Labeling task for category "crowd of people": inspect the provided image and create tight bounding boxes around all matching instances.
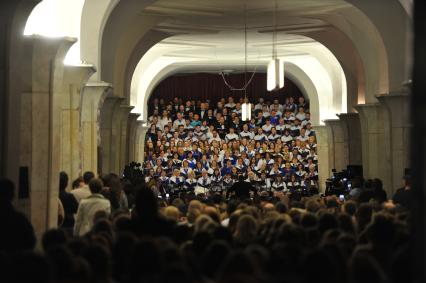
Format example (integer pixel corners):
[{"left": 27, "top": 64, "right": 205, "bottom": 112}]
[
  {"left": 144, "top": 96, "right": 319, "bottom": 200},
  {"left": 0, "top": 96, "right": 415, "bottom": 283},
  {"left": 0, "top": 172, "right": 413, "bottom": 283}
]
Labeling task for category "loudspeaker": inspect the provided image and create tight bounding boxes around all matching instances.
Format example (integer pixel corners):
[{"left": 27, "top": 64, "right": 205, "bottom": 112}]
[
  {"left": 346, "top": 165, "right": 363, "bottom": 179},
  {"left": 404, "top": 168, "right": 411, "bottom": 176},
  {"left": 18, "top": 166, "right": 30, "bottom": 199}
]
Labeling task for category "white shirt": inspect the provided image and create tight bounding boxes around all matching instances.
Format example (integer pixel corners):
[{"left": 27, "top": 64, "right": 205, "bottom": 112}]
[
  {"left": 268, "top": 134, "right": 281, "bottom": 141},
  {"left": 225, "top": 102, "right": 236, "bottom": 109},
  {"left": 240, "top": 131, "right": 254, "bottom": 139},
  {"left": 272, "top": 181, "right": 288, "bottom": 192},
  {"left": 297, "top": 135, "right": 309, "bottom": 142},
  {"left": 71, "top": 185, "right": 92, "bottom": 203},
  {"left": 254, "top": 134, "right": 268, "bottom": 141},
  {"left": 225, "top": 133, "right": 239, "bottom": 142},
  {"left": 198, "top": 177, "right": 212, "bottom": 187},
  {"left": 296, "top": 113, "right": 306, "bottom": 121},
  {"left": 74, "top": 194, "right": 111, "bottom": 236},
  {"left": 281, "top": 135, "right": 293, "bottom": 143},
  {"left": 173, "top": 119, "right": 186, "bottom": 129},
  {"left": 159, "top": 117, "right": 172, "bottom": 129},
  {"left": 209, "top": 136, "right": 222, "bottom": 144},
  {"left": 262, "top": 124, "right": 273, "bottom": 133}
]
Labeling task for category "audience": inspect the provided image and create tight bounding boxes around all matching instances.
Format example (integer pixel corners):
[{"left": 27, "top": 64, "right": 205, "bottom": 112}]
[
  {"left": 0, "top": 95, "right": 414, "bottom": 283},
  {"left": 0, "top": 170, "right": 414, "bottom": 283}
]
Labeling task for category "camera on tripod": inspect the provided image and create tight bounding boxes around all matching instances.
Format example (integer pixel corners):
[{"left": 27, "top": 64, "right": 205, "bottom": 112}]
[{"left": 325, "top": 165, "right": 363, "bottom": 196}]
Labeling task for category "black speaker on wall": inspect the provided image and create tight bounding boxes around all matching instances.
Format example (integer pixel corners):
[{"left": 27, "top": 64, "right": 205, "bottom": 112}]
[
  {"left": 347, "top": 165, "right": 363, "bottom": 179},
  {"left": 404, "top": 168, "right": 411, "bottom": 176},
  {"left": 18, "top": 166, "right": 30, "bottom": 199}
]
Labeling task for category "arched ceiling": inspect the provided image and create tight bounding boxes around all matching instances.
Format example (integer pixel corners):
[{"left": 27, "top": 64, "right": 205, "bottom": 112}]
[
  {"left": 24, "top": 0, "right": 412, "bottom": 125},
  {"left": 130, "top": 31, "right": 346, "bottom": 124}
]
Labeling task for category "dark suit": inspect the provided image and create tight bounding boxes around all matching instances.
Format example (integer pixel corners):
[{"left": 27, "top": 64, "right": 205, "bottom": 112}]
[{"left": 199, "top": 109, "right": 208, "bottom": 120}]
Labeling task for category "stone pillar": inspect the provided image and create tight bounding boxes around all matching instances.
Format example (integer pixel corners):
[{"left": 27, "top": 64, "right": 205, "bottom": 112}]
[
  {"left": 135, "top": 124, "right": 150, "bottom": 164},
  {"left": 127, "top": 113, "right": 141, "bottom": 164},
  {"left": 99, "top": 96, "right": 124, "bottom": 175},
  {"left": 111, "top": 105, "right": 133, "bottom": 175},
  {"left": 337, "top": 113, "right": 363, "bottom": 166},
  {"left": 377, "top": 92, "right": 411, "bottom": 194},
  {"left": 19, "top": 36, "right": 75, "bottom": 237},
  {"left": 355, "top": 103, "right": 393, "bottom": 193},
  {"left": 324, "top": 119, "right": 349, "bottom": 172},
  {"left": 81, "top": 82, "right": 111, "bottom": 175},
  {"left": 0, "top": 0, "right": 40, "bottom": 182},
  {"left": 59, "top": 65, "right": 95, "bottom": 181},
  {"left": 315, "top": 126, "right": 331, "bottom": 193}
]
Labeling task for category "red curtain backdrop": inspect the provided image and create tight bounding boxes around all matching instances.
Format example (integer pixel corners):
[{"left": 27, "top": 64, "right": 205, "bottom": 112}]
[{"left": 149, "top": 73, "right": 304, "bottom": 106}]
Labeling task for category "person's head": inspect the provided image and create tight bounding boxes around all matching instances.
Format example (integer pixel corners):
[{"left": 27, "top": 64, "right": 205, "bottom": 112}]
[
  {"left": 164, "top": 206, "right": 180, "bottom": 221},
  {"left": 134, "top": 185, "right": 159, "bottom": 219},
  {"left": 83, "top": 171, "right": 95, "bottom": 185},
  {"left": 88, "top": 178, "right": 104, "bottom": 194},
  {"left": 0, "top": 178, "right": 15, "bottom": 202},
  {"left": 72, "top": 177, "right": 84, "bottom": 189},
  {"left": 59, "top": 171, "right": 69, "bottom": 192},
  {"left": 234, "top": 214, "right": 258, "bottom": 244},
  {"left": 342, "top": 200, "right": 357, "bottom": 216}
]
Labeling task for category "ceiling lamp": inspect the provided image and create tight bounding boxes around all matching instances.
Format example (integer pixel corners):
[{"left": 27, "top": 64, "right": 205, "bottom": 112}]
[
  {"left": 242, "top": 99, "right": 251, "bottom": 121},
  {"left": 267, "top": 0, "right": 284, "bottom": 92},
  {"left": 219, "top": 5, "right": 252, "bottom": 121}
]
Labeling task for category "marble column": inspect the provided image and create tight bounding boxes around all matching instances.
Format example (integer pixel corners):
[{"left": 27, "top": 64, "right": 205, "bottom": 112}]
[
  {"left": 135, "top": 124, "right": 150, "bottom": 164},
  {"left": 337, "top": 113, "right": 363, "bottom": 166},
  {"left": 377, "top": 92, "right": 411, "bottom": 194},
  {"left": 324, "top": 119, "right": 349, "bottom": 172},
  {"left": 59, "top": 65, "right": 95, "bottom": 181},
  {"left": 81, "top": 82, "right": 111, "bottom": 175},
  {"left": 99, "top": 96, "right": 124, "bottom": 175},
  {"left": 355, "top": 103, "right": 392, "bottom": 193},
  {"left": 19, "top": 36, "right": 75, "bottom": 237},
  {"left": 111, "top": 105, "right": 133, "bottom": 175},
  {"left": 0, "top": 0, "right": 40, "bottom": 183},
  {"left": 127, "top": 113, "right": 141, "bottom": 164},
  {"left": 314, "top": 126, "right": 330, "bottom": 193}
]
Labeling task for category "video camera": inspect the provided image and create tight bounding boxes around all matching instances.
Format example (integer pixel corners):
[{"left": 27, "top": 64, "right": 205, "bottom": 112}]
[{"left": 325, "top": 165, "right": 363, "bottom": 196}]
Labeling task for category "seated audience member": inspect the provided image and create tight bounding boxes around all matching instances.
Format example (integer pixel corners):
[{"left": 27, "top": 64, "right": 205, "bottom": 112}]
[{"left": 74, "top": 178, "right": 111, "bottom": 236}]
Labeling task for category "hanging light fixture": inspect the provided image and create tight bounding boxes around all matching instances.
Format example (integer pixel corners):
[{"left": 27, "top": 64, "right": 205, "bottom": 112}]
[
  {"left": 242, "top": 98, "right": 251, "bottom": 121},
  {"left": 241, "top": 6, "right": 252, "bottom": 122},
  {"left": 267, "top": 0, "right": 284, "bottom": 91}
]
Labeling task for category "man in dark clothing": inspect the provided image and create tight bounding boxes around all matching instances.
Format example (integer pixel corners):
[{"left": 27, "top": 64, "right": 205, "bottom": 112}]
[
  {"left": 226, "top": 175, "right": 256, "bottom": 200},
  {"left": 58, "top": 172, "right": 78, "bottom": 233},
  {"left": 0, "top": 178, "right": 36, "bottom": 253},
  {"left": 130, "top": 185, "right": 175, "bottom": 237},
  {"left": 392, "top": 175, "right": 412, "bottom": 210}
]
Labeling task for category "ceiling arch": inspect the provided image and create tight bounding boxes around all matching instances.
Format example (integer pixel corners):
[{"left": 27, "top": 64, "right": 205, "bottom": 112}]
[{"left": 24, "top": 0, "right": 412, "bottom": 122}]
